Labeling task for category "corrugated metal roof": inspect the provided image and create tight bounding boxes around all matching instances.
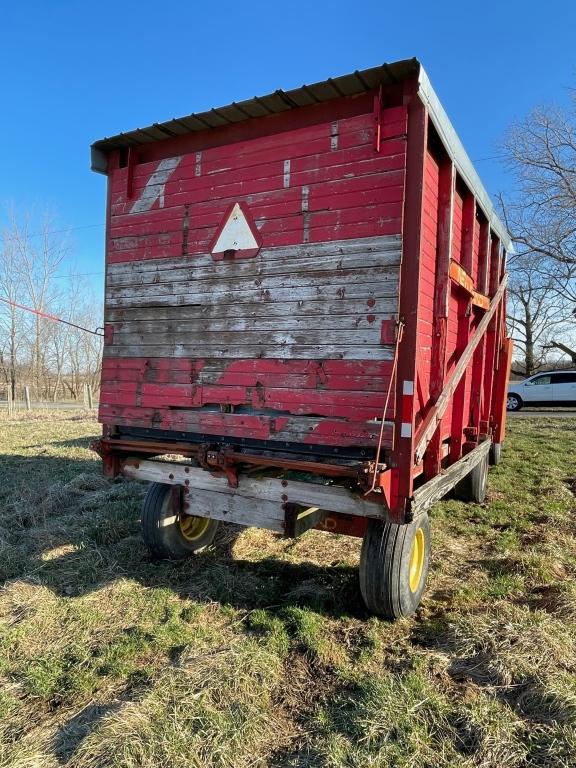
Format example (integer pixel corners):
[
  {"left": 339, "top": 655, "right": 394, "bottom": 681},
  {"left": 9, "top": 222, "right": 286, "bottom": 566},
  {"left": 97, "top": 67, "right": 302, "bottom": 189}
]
[
  {"left": 90, "top": 58, "right": 511, "bottom": 250},
  {"left": 91, "top": 58, "right": 419, "bottom": 156}
]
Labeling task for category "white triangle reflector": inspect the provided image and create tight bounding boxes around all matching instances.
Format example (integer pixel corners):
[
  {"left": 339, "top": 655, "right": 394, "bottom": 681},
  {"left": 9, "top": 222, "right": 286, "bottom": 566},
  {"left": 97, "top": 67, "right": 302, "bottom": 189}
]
[{"left": 211, "top": 202, "right": 261, "bottom": 260}]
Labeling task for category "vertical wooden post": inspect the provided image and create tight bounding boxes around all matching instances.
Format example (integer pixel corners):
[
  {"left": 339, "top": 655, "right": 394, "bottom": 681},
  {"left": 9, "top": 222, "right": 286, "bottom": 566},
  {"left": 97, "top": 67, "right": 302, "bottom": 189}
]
[
  {"left": 468, "top": 217, "right": 492, "bottom": 442},
  {"left": 490, "top": 248, "right": 510, "bottom": 438},
  {"left": 7, "top": 388, "right": 13, "bottom": 416},
  {"left": 424, "top": 156, "right": 454, "bottom": 479},
  {"left": 389, "top": 81, "right": 428, "bottom": 523},
  {"left": 469, "top": 218, "right": 490, "bottom": 435},
  {"left": 477, "top": 217, "right": 490, "bottom": 296},
  {"left": 449, "top": 193, "right": 475, "bottom": 462},
  {"left": 87, "top": 384, "right": 94, "bottom": 409},
  {"left": 482, "top": 237, "right": 503, "bottom": 433},
  {"left": 24, "top": 386, "right": 31, "bottom": 412},
  {"left": 493, "top": 336, "right": 514, "bottom": 445}
]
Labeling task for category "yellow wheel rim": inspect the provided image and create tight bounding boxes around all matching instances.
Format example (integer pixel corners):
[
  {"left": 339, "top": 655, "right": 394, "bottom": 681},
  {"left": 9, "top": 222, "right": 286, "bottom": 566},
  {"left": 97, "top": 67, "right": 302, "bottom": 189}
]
[
  {"left": 179, "top": 514, "right": 210, "bottom": 542},
  {"left": 409, "top": 527, "right": 425, "bottom": 593}
]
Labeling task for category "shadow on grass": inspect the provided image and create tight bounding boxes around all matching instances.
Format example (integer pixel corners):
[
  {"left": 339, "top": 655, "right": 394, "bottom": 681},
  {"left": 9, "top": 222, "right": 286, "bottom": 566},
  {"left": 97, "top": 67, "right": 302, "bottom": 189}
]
[
  {"left": 51, "top": 701, "right": 124, "bottom": 763},
  {"left": 1, "top": 455, "right": 366, "bottom": 621},
  {"left": 0, "top": 452, "right": 97, "bottom": 506}
]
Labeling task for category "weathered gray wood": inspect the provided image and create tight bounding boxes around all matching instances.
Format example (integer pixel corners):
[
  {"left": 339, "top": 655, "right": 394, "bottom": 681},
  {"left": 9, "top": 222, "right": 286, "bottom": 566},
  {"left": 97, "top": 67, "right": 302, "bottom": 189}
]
[
  {"left": 104, "top": 344, "right": 395, "bottom": 360},
  {"left": 106, "top": 267, "right": 400, "bottom": 302},
  {"left": 113, "top": 328, "right": 386, "bottom": 347},
  {"left": 106, "top": 281, "right": 398, "bottom": 309},
  {"left": 106, "top": 296, "right": 398, "bottom": 323},
  {"left": 122, "top": 458, "right": 386, "bottom": 519},
  {"left": 184, "top": 487, "right": 285, "bottom": 533},
  {"left": 107, "top": 250, "right": 401, "bottom": 288},
  {"left": 412, "top": 440, "right": 491, "bottom": 515},
  {"left": 107, "top": 235, "right": 402, "bottom": 275},
  {"left": 24, "top": 386, "right": 31, "bottom": 412},
  {"left": 287, "top": 506, "right": 327, "bottom": 537},
  {"left": 110, "top": 313, "right": 393, "bottom": 334}
]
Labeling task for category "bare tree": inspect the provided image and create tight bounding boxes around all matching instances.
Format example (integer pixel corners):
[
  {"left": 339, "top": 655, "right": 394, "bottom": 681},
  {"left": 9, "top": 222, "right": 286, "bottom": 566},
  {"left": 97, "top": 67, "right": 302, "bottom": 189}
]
[
  {"left": 498, "top": 90, "right": 576, "bottom": 371},
  {"left": 507, "top": 251, "right": 572, "bottom": 375},
  {"left": 6, "top": 209, "right": 68, "bottom": 398},
  {"left": 0, "top": 207, "right": 103, "bottom": 404},
  {"left": 498, "top": 98, "right": 576, "bottom": 275},
  {"left": 0, "top": 232, "right": 25, "bottom": 398}
]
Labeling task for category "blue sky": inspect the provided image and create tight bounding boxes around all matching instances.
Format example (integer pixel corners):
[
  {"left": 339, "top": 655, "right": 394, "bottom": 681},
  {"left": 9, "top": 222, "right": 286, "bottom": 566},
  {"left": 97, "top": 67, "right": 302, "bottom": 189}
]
[{"left": 2, "top": 0, "right": 575, "bottom": 300}]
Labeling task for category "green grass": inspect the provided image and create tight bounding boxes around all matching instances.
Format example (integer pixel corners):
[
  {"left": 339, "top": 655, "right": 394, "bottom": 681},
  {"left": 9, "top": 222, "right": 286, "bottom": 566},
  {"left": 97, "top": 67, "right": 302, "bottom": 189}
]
[{"left": 0, "top": 412, "right": 575, "bottom": 767}]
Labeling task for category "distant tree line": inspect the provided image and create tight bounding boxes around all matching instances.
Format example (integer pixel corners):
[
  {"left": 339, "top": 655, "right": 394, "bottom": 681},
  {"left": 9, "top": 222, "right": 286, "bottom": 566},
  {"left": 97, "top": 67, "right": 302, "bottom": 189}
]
[{"left": 0, "top": 209, "right": 102, "bottom": 402}]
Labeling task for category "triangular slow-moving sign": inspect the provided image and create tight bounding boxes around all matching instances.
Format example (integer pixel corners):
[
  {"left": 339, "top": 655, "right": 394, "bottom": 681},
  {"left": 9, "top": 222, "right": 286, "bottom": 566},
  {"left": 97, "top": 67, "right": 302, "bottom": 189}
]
[{"left": 210, "top": 202, "right": 261, "bottom": 260}]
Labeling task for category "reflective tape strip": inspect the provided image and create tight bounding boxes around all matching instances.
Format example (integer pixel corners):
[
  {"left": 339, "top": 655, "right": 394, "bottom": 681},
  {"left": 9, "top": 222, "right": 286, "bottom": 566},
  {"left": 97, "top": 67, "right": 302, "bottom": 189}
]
[{"left": 400, "top": 380, "right": 414, "bottom": 440}]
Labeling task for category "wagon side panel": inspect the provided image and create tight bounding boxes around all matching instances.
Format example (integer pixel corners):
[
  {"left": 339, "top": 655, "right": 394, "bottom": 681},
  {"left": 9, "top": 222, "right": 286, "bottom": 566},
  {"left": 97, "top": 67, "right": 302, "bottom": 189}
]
[
  {"left": 99, "top": 97, "right": 409, "bottom": 455},
  {"left": 389, "top": 110, "right": 512, "bottom": 520}
]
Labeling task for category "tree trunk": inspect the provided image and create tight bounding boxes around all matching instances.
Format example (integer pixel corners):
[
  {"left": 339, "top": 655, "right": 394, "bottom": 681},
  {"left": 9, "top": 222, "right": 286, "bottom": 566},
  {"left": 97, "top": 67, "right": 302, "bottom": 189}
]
[{"left": 524, "top": 307, "right": 535, "bottom": 376}]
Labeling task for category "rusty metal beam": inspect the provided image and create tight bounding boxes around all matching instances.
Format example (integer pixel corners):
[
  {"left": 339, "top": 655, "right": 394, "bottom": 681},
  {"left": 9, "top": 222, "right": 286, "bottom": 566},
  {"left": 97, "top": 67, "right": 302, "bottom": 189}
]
[{"left": 92, "top": 437, "right": 361, "bottom": 479}]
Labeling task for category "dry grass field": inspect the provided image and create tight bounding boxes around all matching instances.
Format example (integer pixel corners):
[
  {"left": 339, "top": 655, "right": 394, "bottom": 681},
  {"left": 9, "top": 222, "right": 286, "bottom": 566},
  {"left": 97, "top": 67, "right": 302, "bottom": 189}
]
[{"left": 0, "top": 411, "right": 575, "bottom": 767}]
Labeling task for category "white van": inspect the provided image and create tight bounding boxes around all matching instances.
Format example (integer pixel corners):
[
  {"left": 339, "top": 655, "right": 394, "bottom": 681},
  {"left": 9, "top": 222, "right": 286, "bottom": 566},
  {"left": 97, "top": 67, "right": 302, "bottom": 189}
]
[{"left": 507, "top": 370, "right": 576, "bottom": 411}]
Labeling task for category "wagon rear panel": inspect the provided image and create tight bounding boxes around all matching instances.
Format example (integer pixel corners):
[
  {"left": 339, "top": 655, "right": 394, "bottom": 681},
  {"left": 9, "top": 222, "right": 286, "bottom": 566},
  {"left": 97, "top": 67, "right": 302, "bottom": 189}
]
[{"left": 100, "top": 99, "right": 408, "bottom": 453}]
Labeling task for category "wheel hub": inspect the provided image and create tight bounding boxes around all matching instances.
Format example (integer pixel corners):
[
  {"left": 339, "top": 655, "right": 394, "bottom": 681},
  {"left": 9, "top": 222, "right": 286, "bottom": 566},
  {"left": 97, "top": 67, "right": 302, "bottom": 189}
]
[
  {"left": 409, "top": 527, "right": 425, "bottom": 592},
  {"left": 179, "top": 514, "right": 211, "bottom": 542}
]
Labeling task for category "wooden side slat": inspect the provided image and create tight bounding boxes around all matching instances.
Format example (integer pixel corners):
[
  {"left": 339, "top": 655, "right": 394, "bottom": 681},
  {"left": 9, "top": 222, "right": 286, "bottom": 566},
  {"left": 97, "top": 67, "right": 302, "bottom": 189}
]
[
  {"left": 107, "top": 235, "right": 401, "bottom": 274},
  {"left": 121, "top": 459, "right": 386, "bottom": 519},
  {"left": 103, "top": 344, "right": 394, "bottom": 361},
  {"left": 424, "top": 156, "right": 454, "bottom": 479},
  {"left": 100, "top": 405, "right": 392, "bottom": 447},
  {"left": 106, "top": 296, "right": 397, "bottom": 322},
  {"left": 106, "top": 249, "right": 401, "bottom": 287},
  {"left": 111, "top": 314, "right": 393, "bottom": 334}
]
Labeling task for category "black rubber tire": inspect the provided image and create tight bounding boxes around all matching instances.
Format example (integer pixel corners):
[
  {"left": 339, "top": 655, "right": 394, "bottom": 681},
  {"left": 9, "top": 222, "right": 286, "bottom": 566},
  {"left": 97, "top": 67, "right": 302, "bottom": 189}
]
[
  {"left": 507, "top": 394, "right": 522, "bottom": 412},
  {"left": 359, "top": 513, "right": 431, "bottom": 619},
  {"left": 141, "top": 482, "right": 219, "bottom": 560},
  {"left": 454, "top": 453, "right": 489, "bottom": 503},
  {"left": 489, "top": 442, "right": 502, "bottom": 466}
]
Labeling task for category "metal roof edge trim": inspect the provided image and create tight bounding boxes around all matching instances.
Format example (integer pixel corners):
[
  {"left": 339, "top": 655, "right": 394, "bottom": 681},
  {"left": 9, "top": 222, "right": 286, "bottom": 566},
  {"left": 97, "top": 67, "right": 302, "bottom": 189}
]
[
  {"left": 89, "top": 58, "right": 420, "bottom": 170},
  {"left": 89, "top": 58, "right": 512, "bottom": 252},
  {"left": 417, "top": 66, "right": 512, "bottom": 252}
]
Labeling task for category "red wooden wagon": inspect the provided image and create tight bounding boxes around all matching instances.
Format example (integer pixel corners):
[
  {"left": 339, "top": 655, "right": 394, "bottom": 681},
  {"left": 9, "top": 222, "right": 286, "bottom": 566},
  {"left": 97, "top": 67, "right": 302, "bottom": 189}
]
[{"left": 91, "top": 58, "right": 513, "bottom": 618}]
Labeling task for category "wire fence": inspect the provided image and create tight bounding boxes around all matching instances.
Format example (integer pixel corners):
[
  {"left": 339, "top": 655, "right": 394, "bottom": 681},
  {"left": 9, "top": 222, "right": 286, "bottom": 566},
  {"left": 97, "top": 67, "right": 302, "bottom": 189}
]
[{"left": 1, "top": 384, "right": 98, "bottom": 414}]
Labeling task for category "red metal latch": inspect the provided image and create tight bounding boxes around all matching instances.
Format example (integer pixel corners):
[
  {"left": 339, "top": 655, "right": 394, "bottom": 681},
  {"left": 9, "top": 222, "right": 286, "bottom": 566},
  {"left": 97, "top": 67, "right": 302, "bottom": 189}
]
[
  {"left": 373, "top": 85, "right": 383, "bottom": 153},
  {"left": 198, "top": 444, "right": 239, "bottom": 488}
]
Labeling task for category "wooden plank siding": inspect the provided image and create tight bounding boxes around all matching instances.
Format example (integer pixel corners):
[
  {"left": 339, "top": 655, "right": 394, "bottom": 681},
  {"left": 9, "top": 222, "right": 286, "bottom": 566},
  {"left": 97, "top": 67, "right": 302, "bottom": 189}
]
[
  {"left": 92, "top": 65, "right": 513, "bottom": 527},
  {"left": 99, "top": 105, "right": 406, "bottom": 450},
  {"left": 107, "top": 110, "right": 407, "bottom": 262}
]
